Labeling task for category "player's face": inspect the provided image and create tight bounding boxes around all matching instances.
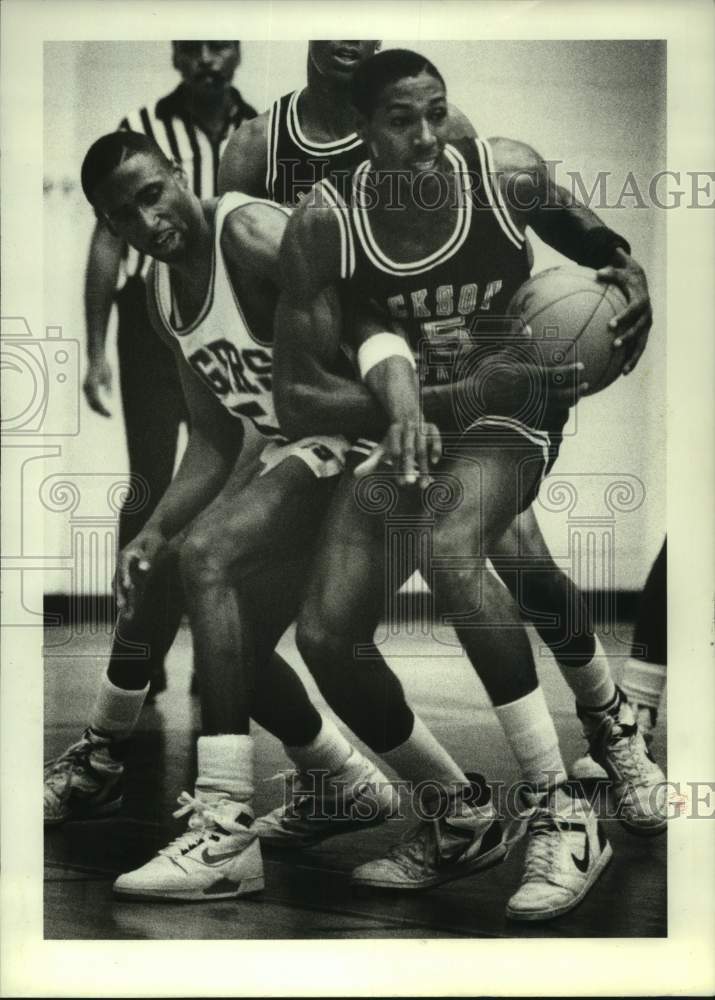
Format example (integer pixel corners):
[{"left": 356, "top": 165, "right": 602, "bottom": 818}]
[
  {"left": 94, "top": 153, "right": 197, "bottom": 262},
  {"left": 173, "top": 41, "right": 239, "bottom": 96},
  {"left": 308, "top": 40, "right": 381, "bottom": 82},
  {"left": 359, "top": 71, "right": 449, "bottom": 176}
]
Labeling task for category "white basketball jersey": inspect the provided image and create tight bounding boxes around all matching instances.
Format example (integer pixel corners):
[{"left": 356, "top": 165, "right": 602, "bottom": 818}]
[{"left": 151, "top": 192, "right": 289, "bottom": 438}]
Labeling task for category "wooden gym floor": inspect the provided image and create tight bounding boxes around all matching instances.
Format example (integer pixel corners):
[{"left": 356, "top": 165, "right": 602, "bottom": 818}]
[{"left": 44, "top": 619, "right": 666, "bottom": 940}]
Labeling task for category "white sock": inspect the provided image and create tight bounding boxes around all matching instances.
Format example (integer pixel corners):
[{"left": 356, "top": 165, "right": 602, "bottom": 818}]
[
  {"left": 195, "top": 734, "right": 254, "bottom": 803},
  {"left": 380, "top": 714, "right": 470, "bottom": 800},
  {"left": 493, "top": 687, "right": 567, "bottom": 789},
  {"left": 90, "top": 673, "right": 149, "bottom": 740},
  {"left": 621, "top": 657, "right": 666, "bottom": 713},
  {"left": 558, "top": 634, "right": 616, "bottom": 710},
  {"left": 284, "top": 715, "right": 352, "bottom": 776}
]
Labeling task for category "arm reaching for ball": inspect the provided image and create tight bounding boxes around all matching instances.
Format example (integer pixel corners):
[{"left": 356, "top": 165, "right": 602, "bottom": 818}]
[{"left": 487, "top": 136, "right": 653, "bottom": 374}]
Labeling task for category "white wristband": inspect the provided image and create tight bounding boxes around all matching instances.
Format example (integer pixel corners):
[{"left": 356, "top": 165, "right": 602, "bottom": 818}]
[{"left": 357, "top": 332, "right": 416, "bottom": 380}]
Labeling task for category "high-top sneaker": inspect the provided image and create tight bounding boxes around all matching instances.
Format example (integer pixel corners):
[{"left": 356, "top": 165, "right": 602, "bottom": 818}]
[
  {"left": 580, "top": 689, "right": 666, "bottom": 836},
  {"left": 506, "top": 786, "right": 612, "bottom": 921},
  {"left": 570, "top": 704, "right": 656, "bottom": 783},
  {"left": 113, "top": 793, "right": 264, "bottom": 901},
  {"left": 350, "top": 774, "right": 509, "bottom": 891},
  {"left": 44, "top": 729, "right": 124, "bottom": 826}
]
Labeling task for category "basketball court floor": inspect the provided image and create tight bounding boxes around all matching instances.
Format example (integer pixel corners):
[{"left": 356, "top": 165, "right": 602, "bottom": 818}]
[{"left": 44, "top": 618, "right": 666, "bottom": 940}]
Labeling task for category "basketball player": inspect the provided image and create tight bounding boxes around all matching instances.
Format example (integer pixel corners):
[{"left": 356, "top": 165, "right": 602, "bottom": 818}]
[
  {"left": 45, "top": 130, "right": 404, "bottom": 902},
  {"left": 84, "top": 41, "right": 257, "bottom": 697},
  {"left": 220, "top": 39, "right": 655, "bottom": 778},
  {"left": 269, "top": 49, "right": 665, "bottom": 920}
]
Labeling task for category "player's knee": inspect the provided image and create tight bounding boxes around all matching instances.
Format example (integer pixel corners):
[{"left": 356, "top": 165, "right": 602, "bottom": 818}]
[
  {"left": 295, "top": 616, "right": 350, "bottom": 684},
  {"left": 296, "top": 616, "right": 336, "bottom": 666},
  {"left": 179, "top": 530, "right": 230, "bottom": 589}
]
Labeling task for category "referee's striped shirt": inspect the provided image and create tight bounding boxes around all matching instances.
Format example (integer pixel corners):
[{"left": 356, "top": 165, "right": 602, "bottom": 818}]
[{"left": 116, "top": 83, "right": 257, "bottom": 288}]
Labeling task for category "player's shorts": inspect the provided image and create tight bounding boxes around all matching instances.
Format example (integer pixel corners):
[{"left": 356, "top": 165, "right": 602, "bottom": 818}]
[
  {"left": 346, "top": 416, "right": 562, "bottom": 512},
  {"left": 259, "top": 434, "right": 350, "bottom": 479}
]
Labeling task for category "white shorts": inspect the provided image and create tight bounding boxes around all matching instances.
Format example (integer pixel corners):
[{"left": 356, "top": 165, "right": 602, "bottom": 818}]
[{"left": 258, "top": 434, "right": 350, "bottom": 479}]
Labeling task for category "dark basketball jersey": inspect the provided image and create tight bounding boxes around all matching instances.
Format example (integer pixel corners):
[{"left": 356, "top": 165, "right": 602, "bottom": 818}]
[
  {"left": 319, "top": 137, "right": 532, "bottom": 383},
  {"left": 265, "top": 90, "right": 366, "bottom": 206}
]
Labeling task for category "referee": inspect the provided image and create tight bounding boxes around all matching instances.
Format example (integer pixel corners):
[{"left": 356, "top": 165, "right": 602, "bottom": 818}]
[{"left": 83, "top": 41, "right": 256, "bottom": 695}]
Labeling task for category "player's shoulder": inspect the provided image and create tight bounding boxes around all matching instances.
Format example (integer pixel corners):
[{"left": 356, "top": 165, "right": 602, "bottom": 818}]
[
  {"left": 219, "top": 196, "right": 290, "bottom": 279},
  {"left": 279, "top": 188, "right": 345, "bottom": 285},
  {"left": 486, "top": 136, "right": 543, "bottom": 173},
  {"left": 217, "top": 113, "right": 270, "bottom": 194},
  {"left": 288, "top": 185, "right": 345, "bottom": 240}
]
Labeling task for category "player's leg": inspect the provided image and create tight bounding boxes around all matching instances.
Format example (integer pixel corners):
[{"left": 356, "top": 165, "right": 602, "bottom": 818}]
[
  {"left": 489, "top": 504, "right": 596, "bottom": 667},
  {"left": 263, "top": 468, "right": 509, "bottom": 883},
  {"left": 113, "top": 449, "right": 394, "bottom": 900},
  {"left": 620, "top": 538, "right": 667, "bottom": 738},
  {"left": 490, "top": 505, "right": 612, "bottom": 780},
  {"left": 352, "top": 431, "right": 610, "bottom": 916},
  {"left": 177, "top": 450, "right": 335, "bottom": 737},
  {"left": 492, "top": 484, "right": 667, "bottom": 836},
  {"left": 44, "top": 537, "right": 185, "bottom": 827},
  {"left": 115, "top": 277, "right": 187, "bottom": 695}
]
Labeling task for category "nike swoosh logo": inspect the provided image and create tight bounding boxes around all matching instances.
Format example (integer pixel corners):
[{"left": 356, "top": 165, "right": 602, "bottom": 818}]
[
  {"left": 201, "top": 846, "right": 240, "bottom": 866},
  {"left": 571, "top": 835, "right": 590, "bottom": 873}
]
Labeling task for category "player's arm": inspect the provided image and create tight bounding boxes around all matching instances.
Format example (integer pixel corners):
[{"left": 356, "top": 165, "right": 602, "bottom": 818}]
[
  {"left": 353, "top": 325, "right": 442, "bottom": 486},
  {"left": 83, "top": 220, "right": 123, "bottom": 417},
  {"left": 272, "top": 199, "right": 387, "bottom": 441},
  {"left": 489, "top": 136, "right": 652, "bottom": 373},
  {"left": 116, "top": 274, "right": 243, "bottom": 616},
  {"left": 217, "top": 113, "right": 270, "bottom": 196}
]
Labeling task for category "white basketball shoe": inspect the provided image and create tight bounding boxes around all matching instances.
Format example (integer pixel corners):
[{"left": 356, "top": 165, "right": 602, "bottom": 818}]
[
  {"left": 506, "top": 786, "right": 612, "bottom": 921},
  {"left": 582, "top": 693, "right": 666, "bottom": 836},
  {"left": 113, "top": 793, "right": 264, "bottom": 901},
  {"left": 351, "top": 776, "right": 510, "bottom": 891},
  {"left": 570, "top": 704, "right": 656, "bottom": 784}
]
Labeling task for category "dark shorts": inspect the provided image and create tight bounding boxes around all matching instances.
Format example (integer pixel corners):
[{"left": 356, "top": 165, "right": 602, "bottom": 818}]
[{"left": 347, "top": 415, "right": 563, "bottom": 514}]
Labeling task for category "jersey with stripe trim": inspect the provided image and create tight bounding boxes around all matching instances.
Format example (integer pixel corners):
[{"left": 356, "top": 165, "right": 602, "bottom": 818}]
[
  {"left": 320, "top": 137, "right": 532, "bottom": 390},
  {"left": 117, "top": 84, "right": 257, "bottom": 288},
  {"left": 265, "top": 90, "right": 366, "bottom": 207},
  {"left": 150, "top": 191, "right": 287, "bottom": 439}
]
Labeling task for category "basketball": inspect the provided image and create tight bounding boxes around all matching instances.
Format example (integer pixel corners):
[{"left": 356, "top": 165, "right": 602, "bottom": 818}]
[{"left": 507, "top": 266, "right": 628, "bottom": 395}]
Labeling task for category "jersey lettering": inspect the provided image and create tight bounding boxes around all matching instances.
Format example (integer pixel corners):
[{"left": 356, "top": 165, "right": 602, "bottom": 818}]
[
  {"left": 385, "top": 283, "right": 491, "bottom": 324},
  {"left": 188, "top": 339, "right": 270, "bottom": 398}
]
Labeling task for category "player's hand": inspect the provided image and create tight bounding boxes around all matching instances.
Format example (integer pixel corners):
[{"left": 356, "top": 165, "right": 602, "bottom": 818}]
[
  {"left": 354, "top": 420, "right": 442, "bottom": 487},
  {"left": 114, "top": 529, "right": 166, "bottom": 620},
  {"left": 83, "top": 356, "right": 113, "bottom": 417},
  {"left": 596, "top": 248, "right": 652, "bottom": 375}
]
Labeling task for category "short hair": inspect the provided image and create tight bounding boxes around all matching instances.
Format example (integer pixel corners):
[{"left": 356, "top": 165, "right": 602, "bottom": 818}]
[
  {"left": 81, "top": 131, "right": 170, "bottom": 206},
  {"left": 351, "top": 49, "right": 446, "bottom": 118}
]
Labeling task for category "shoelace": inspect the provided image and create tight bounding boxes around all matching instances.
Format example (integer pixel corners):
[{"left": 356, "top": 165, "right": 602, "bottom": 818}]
[
  {"left": 264, "top": 769, "right": 338, "bottom": 819},
  {"left": 43, "top": 732, "right": 107, "bottom": 785},
  {"left": 595, "top": 715, "right": 655, "bottom": 785},
  {"left": 44, "top": 737, "right": 90, "bottom": 774},
  {"left": 158, "top": 792, "right": 223, "bottom": 859},
  {"left": 519, "top": 809, "right": 563, "bottom": 885}
]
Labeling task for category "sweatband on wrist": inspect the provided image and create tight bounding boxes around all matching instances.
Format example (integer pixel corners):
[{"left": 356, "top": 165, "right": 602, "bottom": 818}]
[{"left": 357, "top": 332, "right": 416, "bottom": 380}]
